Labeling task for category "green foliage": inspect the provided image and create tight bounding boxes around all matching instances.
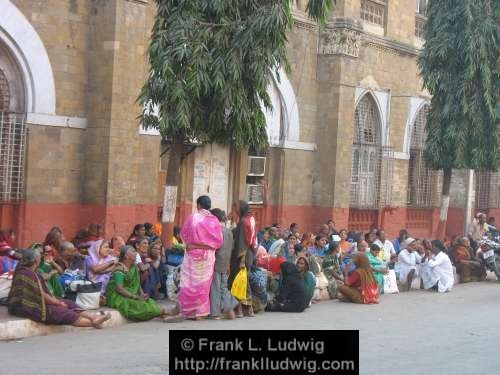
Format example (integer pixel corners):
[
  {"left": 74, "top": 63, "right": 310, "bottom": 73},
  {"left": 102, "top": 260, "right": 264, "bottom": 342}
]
[
  {"left": 419, "top": 0, "right": 500, "bottom": 171},
  {"left": 139, "top": 0, "right": 333, "bottom": 150}
]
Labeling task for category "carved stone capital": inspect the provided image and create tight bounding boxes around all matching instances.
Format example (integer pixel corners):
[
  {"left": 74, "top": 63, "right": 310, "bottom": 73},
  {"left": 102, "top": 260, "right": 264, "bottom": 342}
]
[{"left": 320, "top": 18, "right": 362, "bottom": 58}]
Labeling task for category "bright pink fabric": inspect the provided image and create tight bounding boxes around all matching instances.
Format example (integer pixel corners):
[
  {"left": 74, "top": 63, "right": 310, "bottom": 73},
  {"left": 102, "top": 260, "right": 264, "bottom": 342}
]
[{"left": 179, "top": 209, "right": 223, "bottom": 317}]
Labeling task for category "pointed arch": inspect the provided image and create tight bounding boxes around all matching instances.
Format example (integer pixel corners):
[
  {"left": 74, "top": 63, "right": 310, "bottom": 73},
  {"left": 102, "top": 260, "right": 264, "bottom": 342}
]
[
  {"left": 350, "top": 92, "right": 383, "bottom": 208},
  {"left": 407, "top": 103, "right": 441, "bottom": 207}
]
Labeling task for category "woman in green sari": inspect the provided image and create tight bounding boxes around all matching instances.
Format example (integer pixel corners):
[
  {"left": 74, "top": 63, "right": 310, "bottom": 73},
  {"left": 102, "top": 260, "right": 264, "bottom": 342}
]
[
  {"left": 107, "top": 245, "right": 167, "bottom": 321},
  {"left": 366, "top": 243, "right": 388, "bottom": 293},
  {"left": 322, "top": 243, "right": 344, "bottom": 299},
  {"left": 37, "top": 244, "right": 65, "bottom": 298},
  {"left": 296, "top": 256, "right": 315, "bottom": 305}
]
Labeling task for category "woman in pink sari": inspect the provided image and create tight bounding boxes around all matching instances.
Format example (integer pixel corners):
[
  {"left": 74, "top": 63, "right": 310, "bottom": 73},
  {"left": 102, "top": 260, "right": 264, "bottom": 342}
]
[{"left": 166, "top": 195, "right": 223, "bottom": 322}]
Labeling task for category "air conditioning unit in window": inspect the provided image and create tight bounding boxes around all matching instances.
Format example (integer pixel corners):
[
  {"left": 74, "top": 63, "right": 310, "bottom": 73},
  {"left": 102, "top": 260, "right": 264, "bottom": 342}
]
[
  {"left": 247, "top": 184, "right": 265, "bottom": 205},
  {"left": 247, "top": 156, "right": 266, "bottom": 176}
]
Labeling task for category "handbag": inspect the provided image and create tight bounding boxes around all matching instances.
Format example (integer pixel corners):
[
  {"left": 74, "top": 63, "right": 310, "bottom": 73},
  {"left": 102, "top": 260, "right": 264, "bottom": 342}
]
[
  {"left": 230, "top": 267, "right": 248, "bottom": 301},
  {"left": 75, "top": 280, "right": 102, "bottom": 310},
  {"left": 166, "top": 248, "right": 184, "bottom": 266},
  {"left": 313, "top": 272, "right": 330, "bottom": 301},
  {"left": 383, "top": 269, "right": 399, "bottom": 294}
]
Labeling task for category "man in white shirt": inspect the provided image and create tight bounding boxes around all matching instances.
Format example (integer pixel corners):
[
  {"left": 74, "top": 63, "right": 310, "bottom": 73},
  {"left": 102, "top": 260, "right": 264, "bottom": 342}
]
[
  {"left": 420, "top": 240, "right": 454, "bottom": 293},
  {"left": 396, "top": 237, "right": 422, "bottom": 291},
  {"left": 374, "top": 230, "right": 397, "bottom": 265}
]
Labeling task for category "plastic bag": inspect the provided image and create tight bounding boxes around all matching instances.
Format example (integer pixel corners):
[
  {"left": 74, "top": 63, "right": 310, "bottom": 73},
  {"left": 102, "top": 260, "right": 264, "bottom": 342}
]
[
  {"left": 383, "top": 269, "right": 399, "bottom": 294},
  {"left": 230, "top": 267, "right": 248, "bottom": 301}
]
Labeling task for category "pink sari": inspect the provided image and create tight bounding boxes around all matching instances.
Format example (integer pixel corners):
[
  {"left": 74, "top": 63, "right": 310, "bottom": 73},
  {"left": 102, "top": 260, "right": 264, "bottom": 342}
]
[{"left": 179, "top": 209, "right": 223, "bottom": 317}]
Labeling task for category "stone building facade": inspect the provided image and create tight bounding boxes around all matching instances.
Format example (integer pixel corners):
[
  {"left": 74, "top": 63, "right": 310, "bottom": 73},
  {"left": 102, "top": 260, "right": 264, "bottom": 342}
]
[{"left": 0, "top": 0, "right": 498, "bottom": 246}]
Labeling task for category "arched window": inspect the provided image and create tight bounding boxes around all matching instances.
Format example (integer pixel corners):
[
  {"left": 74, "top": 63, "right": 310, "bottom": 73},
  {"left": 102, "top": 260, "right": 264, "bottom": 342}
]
[
  {"left": 407, "top": 104, "right": 440, "bottom": 207},
  {"left": 0, "top": 69, "right": 10, "bottom": 111},
  {"left": 0, "top": 45, "right": 27, "bottom": 203},
  {"left": 350, "top": 94, "right": 382, "bottom": 208}
]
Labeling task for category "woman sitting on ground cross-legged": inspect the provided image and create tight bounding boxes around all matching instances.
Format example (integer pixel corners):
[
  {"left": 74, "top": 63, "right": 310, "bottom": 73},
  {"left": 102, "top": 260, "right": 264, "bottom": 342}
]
[
  {"left": 338, "top": 252, "right": 379, "bottom": 304},
  {"left": 8, "top": 248, "right": 111, "bottom": 328},
  {"left": 106, "top": 245, "right": 168, "bottom": 321},
  {"left": 265, "top": 262, "right": 308, "bottom": 313}
]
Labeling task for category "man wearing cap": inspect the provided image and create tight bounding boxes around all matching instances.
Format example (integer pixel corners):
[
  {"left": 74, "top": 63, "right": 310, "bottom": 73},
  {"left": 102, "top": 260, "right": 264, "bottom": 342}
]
[{"left": 396, "top": 237, "right": 422, "bottom": 291}]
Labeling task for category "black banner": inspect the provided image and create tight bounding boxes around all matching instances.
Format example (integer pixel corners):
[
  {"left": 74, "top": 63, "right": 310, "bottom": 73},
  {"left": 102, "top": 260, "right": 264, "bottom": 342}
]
[{"left": 169, "top": 330, "right": 359, "bottom": 374}]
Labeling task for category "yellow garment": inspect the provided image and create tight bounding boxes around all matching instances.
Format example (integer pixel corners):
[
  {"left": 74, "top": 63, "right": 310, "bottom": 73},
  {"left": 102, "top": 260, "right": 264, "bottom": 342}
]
[{"left": 230, "top": 267, "right": 248, "bottom": 301}]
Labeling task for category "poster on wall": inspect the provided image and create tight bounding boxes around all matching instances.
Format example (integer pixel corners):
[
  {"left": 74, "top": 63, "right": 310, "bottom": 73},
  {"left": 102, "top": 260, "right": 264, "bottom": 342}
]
[{"left": 162, "top": 185, "right": 178, "bottom": 222}]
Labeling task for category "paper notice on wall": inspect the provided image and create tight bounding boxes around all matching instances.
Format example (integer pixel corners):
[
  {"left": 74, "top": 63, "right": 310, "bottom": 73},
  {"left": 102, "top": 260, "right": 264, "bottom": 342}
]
[
  {"left": 162, "top": 185, "right": 178, "bottom": 223},
  {"left": 211, "top": 160, "right": 228, "bottom": 210}
]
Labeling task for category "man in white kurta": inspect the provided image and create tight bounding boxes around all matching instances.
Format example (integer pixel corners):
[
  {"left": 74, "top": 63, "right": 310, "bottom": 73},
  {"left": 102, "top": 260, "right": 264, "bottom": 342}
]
[
  {"left": 396, "top": 238, "right": 422, "bottom": 290},
  {"left": 420, "top": 244, "right": 454, "bottom": 293},
  {"left": 374, "top": 230, "right": 396, "bottom": 265}
]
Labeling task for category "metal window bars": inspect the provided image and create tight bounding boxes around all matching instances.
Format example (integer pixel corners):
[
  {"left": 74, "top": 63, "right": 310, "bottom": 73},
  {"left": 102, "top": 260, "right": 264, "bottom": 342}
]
[
  {"left": 361, "top": 0, "right": 386, "bottom": 27},
  {"left": 475, "top": 171, "right": 500, "bottom": 211},
  {"left": 0, "top": 112, "right": 27, "bottom": 203},
  {"left": 350, "top": 94, "right": 394, "bottom": 209},
  {"left": 407, "top": 105, "right": 442, "bottom": 207}
]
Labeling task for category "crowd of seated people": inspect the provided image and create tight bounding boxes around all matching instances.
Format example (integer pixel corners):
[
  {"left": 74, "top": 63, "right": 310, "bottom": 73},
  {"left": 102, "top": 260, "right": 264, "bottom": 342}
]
[{"left": 0, "top": 200, "right": 495, "bottom": 328}]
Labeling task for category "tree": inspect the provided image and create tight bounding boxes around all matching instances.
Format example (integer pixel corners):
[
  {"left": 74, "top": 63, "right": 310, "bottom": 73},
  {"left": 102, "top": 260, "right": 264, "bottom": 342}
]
[
  {"left": 139, "top": 0, "right": 334, "bottom": 246},
  {"left": 419, "top": 0, "right": 500, "bottom": 239}
]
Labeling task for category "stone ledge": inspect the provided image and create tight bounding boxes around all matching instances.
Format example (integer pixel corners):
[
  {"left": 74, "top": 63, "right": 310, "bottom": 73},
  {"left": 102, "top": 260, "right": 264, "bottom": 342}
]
[{"left": 0, "top": 300, "right": 174, "bottom": 341}]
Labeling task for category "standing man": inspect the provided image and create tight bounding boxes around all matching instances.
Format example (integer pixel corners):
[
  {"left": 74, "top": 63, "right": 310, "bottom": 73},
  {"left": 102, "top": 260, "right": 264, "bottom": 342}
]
[{"left": 468, "top": 213, "right": 489, "bottom": 246}]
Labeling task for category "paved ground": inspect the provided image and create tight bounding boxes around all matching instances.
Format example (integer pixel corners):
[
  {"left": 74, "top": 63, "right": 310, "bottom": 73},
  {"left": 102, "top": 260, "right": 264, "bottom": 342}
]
[{"left": 1, "top": 280, "right": 500, "bottom": 375}]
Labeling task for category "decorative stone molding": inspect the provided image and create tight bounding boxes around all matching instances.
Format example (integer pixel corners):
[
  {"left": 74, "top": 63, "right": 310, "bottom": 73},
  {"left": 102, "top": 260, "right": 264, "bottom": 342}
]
[
  {"left": 292, "top": 10, "right": 317, "bottom": 31},
  {"left": 362, "top": 33, "right": 421, "bottom": 57},
  {"left": 320, "top": 18, "right": 362, "bottom": 57}
]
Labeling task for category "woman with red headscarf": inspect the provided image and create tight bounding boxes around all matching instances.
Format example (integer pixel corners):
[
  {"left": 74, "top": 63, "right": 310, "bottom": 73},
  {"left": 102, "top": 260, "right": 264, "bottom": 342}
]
[{"left": 338, "top": 252, "right": 379, "bottom": 304}]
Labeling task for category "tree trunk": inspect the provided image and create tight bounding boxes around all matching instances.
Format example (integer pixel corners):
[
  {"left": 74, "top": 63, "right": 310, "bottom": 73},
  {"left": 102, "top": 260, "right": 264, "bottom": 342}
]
[
  {"left": 161, "top": 140, "right": 183, "bottom": 248},
  {"left": 436, "top": 168, "right": 452, "bottom": 240}
]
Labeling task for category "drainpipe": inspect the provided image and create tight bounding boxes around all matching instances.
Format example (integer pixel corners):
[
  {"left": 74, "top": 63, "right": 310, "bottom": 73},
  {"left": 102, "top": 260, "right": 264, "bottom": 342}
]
[{"left": 464, "top": 170, "right": 474, "bottom": 235}]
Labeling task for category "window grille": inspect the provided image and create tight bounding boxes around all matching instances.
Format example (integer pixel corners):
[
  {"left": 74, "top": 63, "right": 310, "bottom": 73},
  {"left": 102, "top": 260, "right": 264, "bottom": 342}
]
[
  {"left": 415, "top": 15, "right": 426, "bottom": 39},
  {"left": 407, "top": 105, "right": 442, "bottom": 207},
  {"left": 0, "top": 112, "right": 27, "bottom": 203},
  {"left": 351, "top": 94, "right": 393, "bottom": 208},
  {"left": 475, "top": 171, "right": 500, "bottom": 211},
  {"left": 416, "top": 0, "right": 428, "bottom": 15},
  {"left": 361, "top": 0, "right": 386, "bottom": 27},
  {"left": 247, "top": 184, "right": 265, "bottom": 205},
  {"left": 246, "top": 151, "right": 266, "bottom": 206}
]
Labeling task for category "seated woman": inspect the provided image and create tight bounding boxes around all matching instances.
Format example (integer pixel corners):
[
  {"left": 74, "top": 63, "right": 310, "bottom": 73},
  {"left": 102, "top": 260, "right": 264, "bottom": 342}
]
[
  {"left": 126, "top": 224, "right": 146, "bottom": 245},
  {"left": 338, "top": 252, "right": 379, "bottom": 304},
  {"left": 249, "top": 263, "right": 268, "bottom": 313},
  {"left": 86, "top": 240, "right": 117, "bottom": 295},
  {"left": 8, "top": 248, "right": 110, "bottom": 328},
  {"left": 451, "top": 237, "right": 486, "bottom": 283},
  {"left": 296, "top": 256, "right": 315, "bottom": 305},
  {"left": 322, "top": 243, "right": 344, "bottom": 299},
  {"left": 133, "top": 237, "right": 151, "bottom": 282},
  {"left": 308, "top": 235, "right": 329, "bottom": 257},
  {"left": 110, "top": 235, "right": 125, "bottom": 257},
  {"left": 106, "top": 245, "right": 167, "bottom": 321},
  {"left": 366, "top": 243, "right": 388, "bottom": 293},
  {"left": 141, "top": 241, "right": 166, "bottom": 300},
  {"left": 37, "top": 244, "right": 65, "bottom": 298},
  {"left": 265, "top": 262, "right": 308, "bottom": 313},
  {"left": 339, "top": 229, "right": 354, "bottom": 255}
]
